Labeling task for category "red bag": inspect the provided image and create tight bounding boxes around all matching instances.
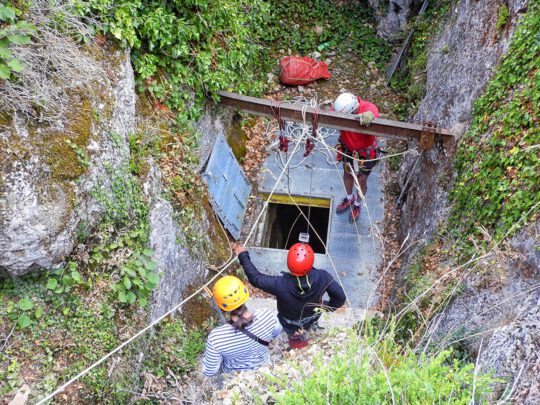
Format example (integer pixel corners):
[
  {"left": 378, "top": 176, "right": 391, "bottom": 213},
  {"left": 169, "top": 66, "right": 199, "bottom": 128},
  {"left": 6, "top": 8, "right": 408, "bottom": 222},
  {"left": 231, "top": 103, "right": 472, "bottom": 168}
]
[{"left": 279, "top": 56, "right": 331, "bottom": 86}]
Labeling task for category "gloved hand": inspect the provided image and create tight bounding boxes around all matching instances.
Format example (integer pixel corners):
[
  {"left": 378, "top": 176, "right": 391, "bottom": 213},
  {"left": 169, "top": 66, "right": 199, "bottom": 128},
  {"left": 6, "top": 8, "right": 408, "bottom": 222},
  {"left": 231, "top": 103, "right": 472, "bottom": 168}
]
[{"left": 355, "top": 111, "right": 375, "bottom": 126}]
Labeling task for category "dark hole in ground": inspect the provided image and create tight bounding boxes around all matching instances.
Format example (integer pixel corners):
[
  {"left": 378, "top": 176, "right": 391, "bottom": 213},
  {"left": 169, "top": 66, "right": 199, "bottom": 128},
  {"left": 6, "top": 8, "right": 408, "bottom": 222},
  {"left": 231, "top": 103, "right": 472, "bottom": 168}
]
[{"left": 263, "top": 202, "right": 329, "bottom": 254}]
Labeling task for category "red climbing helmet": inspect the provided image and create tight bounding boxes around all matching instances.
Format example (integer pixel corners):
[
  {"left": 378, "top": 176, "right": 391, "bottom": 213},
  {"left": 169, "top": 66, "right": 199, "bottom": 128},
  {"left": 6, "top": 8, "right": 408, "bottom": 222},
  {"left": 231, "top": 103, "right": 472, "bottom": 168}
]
[{"left": 287, "top": 242, "right": 314, "bottom": 276}]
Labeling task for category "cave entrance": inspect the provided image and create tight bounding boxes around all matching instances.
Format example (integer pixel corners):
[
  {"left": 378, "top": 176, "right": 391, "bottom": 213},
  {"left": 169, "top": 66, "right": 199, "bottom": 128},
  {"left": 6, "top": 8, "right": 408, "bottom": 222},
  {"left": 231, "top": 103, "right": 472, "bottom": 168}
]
[{"left": 261, "top": 195, "right": 330, "bottom": 254}]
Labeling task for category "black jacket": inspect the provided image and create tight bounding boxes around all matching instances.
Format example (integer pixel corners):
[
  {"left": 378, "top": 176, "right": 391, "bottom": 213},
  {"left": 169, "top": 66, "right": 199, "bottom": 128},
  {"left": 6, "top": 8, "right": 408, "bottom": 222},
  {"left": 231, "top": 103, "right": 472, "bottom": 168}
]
[{"left": 238, "top": 251, "right": 346, "bottom": 321}]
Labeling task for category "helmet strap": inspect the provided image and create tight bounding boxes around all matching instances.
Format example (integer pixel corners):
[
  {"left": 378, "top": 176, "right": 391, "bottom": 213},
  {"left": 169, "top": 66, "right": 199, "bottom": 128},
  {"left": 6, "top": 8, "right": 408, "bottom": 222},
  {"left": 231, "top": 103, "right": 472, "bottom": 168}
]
[{"left": 306, "top": 273, "right": 312, "bottom": 289}]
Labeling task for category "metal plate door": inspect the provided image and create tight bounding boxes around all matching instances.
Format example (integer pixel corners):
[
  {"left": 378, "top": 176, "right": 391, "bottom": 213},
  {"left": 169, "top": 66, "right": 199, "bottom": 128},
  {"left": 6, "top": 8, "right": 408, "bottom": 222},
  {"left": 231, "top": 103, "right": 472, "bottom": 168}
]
[{"left": 203, "top": 134, "right": 251, "bottom": 240}]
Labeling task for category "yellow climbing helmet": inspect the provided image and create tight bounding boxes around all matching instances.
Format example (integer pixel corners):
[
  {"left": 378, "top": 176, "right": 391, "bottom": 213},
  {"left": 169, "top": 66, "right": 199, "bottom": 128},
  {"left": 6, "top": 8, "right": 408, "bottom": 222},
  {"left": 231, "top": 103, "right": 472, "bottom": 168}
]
[{"left": 213, "top": 275, "right": 249, "bottom": 312}]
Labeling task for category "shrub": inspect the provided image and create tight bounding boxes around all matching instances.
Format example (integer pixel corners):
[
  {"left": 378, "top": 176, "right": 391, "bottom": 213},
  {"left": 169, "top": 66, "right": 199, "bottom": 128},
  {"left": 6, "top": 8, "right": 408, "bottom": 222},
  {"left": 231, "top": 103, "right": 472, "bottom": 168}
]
[
  {"left": 76, "top": 0, "right": 268, "bottom": 124},
  {"left": 269, "top": 329, "right": 494, "bottom": 404}
]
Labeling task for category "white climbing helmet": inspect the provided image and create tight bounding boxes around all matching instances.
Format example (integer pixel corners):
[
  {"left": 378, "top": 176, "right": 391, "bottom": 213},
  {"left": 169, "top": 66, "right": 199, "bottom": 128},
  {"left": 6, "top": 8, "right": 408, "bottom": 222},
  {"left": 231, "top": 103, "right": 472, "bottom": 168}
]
[{"left": 333, "top": 93, "right": 359, "bottom": 114}]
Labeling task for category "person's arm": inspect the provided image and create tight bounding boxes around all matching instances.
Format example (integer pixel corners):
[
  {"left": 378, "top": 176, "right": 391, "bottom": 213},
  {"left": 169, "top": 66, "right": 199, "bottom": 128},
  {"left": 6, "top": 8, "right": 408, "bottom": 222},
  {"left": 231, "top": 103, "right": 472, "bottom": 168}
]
[
  {"left": 234, "top": 245, "right": 280, "bottom": 295},
  {"left": 202, "top": 339, "right": 222, "bottom": 377},
  {"left": 324, "top": 275, "right": 346, "bottom": 310}
]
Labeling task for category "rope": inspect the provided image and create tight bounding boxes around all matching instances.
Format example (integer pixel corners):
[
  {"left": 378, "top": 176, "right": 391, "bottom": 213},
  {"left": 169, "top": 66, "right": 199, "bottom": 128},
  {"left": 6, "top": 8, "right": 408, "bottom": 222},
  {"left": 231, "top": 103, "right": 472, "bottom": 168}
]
[
  {"left": 262, "top": 168, "right": 353, "bottom": 308},
  {"left": 315, "top": 132, "right": 381, "bottom": 308},
  {"left": 35, "top": 134, "right": 305, "bottom": 405},
  {"left": 267, "top": 96, "right": 416, "bottom": 165},
  {"left": 395, "top": 151, "right": 423, "bottom": 209},
  {"left": 305, "top": 106, "right": 318, "bottom": 235},
  {"left": 323, "top": 142, "right": 416, "bottom": 163}
]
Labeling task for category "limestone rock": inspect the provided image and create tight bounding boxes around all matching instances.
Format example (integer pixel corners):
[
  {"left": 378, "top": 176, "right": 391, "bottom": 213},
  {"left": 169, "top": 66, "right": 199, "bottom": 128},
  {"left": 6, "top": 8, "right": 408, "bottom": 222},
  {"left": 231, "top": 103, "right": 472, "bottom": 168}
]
[
  {"left": 427, "top": 221, "right": 540, "bottom": 402},
  {"left": 0, "top": 49, "right": 135, "bottom": 276},
  {"left": 415, "top": 0, "right": 528, "bottom": 128},
  {"left": 368, "top": 0, "right": 423, "bottom": 38},
  {"left": 146, "top": 163, "right": 207, "bottom": 320},
  {"left": 395, "top": 0, "right": 537, "bottom": 399},
  {"left": 398, "top": 0, "right": 530, "bottom": 250}
]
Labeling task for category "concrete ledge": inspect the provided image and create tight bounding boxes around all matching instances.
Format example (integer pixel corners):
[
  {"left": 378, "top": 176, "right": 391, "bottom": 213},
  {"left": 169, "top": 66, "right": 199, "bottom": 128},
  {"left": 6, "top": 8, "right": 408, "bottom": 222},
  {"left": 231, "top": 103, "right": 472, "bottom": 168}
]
[{"left": 246, "top": 297, "right": 382, "bottom": 329}]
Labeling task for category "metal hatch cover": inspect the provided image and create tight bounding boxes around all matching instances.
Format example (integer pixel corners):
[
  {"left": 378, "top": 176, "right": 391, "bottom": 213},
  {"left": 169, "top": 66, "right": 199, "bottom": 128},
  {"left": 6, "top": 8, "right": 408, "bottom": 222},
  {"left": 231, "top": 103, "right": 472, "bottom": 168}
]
[{"left": 203, "top": 134, "right": 251, "bottom": 240}]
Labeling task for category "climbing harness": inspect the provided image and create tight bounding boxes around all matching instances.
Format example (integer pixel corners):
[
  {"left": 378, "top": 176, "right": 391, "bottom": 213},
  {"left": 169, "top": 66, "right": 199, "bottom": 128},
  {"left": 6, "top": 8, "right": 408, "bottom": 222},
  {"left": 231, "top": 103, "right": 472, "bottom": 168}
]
[
  {"left": 280, "top": 312, "right": 320, "bottom": 328},
  {"left": 334, "top": 140, "right": 379, "bottom": 161}
]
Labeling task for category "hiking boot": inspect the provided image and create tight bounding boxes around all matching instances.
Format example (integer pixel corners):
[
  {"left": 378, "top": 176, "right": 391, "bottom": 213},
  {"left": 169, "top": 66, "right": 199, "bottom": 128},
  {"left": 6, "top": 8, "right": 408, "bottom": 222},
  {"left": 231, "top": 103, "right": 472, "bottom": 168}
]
[
  {"left": 349, "top": 204, "right": 361, "bottom": 223},
  {"left": 336, "top": 196, "right": 355, "bottom": 214}
]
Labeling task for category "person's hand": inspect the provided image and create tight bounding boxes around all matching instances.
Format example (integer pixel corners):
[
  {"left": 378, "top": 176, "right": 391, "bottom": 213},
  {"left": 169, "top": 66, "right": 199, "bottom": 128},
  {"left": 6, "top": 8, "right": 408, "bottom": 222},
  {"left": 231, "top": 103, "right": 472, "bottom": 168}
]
[
  {"left": 231, "top": 242, "right": 246, "bottom": 256},
  {"left": 334, "top": 306, "right": 348, "bottom": 314},
  {"left": 355, "top": 111, "right": 375, "bottom": 126}
]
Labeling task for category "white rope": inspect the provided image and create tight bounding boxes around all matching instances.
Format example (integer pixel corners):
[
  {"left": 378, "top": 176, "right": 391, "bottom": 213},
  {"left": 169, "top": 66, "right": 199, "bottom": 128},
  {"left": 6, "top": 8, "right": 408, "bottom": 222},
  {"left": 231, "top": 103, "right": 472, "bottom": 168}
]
[
  {"left": 262, "top": 110, "right": 390, "bottom": 313},
  {"left": 267, "top": 97, "right": 417, "bottom": 165},
  {"left": 35, "top": 135, "right": 305, "bottom": 405},
  {"left": 262, "top": 168, "right": 353, "bottom": 308},
  {"left": 266, "top": 109, "right": 380, "bottom": 313},
  {"left": 271, "top": 96, "right": 410, "bottom": 312},
  {"left": 261, "top": 103, "right": 357, "bottom": 308}
]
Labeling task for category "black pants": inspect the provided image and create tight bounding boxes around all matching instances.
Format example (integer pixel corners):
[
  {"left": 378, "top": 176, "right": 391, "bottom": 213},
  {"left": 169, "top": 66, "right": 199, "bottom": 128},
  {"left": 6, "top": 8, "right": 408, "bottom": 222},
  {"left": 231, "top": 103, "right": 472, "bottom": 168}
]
[{"left": 278, "top": 313, "right": 321, "bottom": 338}]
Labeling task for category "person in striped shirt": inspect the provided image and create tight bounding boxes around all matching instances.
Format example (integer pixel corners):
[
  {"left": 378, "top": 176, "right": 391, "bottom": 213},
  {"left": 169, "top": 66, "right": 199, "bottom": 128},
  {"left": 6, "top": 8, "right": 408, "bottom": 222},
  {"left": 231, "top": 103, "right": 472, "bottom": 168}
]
[{"left": 202, "top": 275, "right": 282, "bottom": 377}]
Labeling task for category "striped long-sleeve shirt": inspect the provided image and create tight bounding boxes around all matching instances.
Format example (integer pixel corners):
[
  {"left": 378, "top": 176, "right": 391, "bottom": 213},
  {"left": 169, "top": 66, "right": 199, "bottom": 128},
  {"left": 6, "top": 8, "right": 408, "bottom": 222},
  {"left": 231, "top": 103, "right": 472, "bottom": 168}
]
[{"left": 202, "top": 308, "right": 282, "bottom": 376}]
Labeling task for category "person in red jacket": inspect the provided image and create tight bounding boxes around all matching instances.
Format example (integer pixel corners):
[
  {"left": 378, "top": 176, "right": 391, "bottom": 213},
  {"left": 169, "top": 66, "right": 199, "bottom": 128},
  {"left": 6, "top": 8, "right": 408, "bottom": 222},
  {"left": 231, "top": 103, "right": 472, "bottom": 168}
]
[{"left": 332, "top": 92, "right": 380, "bottom": 223}]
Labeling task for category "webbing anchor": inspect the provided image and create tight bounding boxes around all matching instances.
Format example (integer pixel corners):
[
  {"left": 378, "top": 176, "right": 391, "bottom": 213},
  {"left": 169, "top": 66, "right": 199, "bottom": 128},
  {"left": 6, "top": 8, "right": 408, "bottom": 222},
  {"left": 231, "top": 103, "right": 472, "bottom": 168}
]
[{"left": 420, "top": 121, "right": 438, "bottom": 150}]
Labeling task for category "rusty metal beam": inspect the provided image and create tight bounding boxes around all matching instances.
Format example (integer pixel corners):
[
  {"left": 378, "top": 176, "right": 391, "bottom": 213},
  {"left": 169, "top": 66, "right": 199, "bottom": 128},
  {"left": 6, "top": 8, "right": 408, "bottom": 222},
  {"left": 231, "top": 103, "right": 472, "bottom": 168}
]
[{"left": 217, "top": 91, "right": 455, "bottom": 148}]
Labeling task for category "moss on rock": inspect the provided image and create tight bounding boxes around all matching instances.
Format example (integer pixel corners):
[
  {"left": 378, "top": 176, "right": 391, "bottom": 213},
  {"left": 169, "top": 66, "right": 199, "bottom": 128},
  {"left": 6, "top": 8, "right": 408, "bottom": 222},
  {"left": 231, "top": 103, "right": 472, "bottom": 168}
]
[
  {"left": 225, "top": 114, "right": 248, "bottom": 162},
  {"left": 42, "top": 96, "right": 93, "bottom": 181}
]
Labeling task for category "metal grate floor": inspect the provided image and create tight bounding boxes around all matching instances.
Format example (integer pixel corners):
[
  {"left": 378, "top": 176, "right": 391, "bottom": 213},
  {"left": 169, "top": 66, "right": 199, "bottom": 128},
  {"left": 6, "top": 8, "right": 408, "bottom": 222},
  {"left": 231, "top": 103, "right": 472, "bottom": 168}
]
[{"left": 249, "top": 131, "right": 384, "bottom": 309}]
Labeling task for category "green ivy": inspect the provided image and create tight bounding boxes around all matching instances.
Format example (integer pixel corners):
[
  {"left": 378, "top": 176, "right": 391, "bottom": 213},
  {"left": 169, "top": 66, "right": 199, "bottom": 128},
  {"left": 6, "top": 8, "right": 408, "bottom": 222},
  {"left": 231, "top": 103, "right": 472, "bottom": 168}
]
[
  {"left": 449, "top": 2, "right": 540, "bottom": 251},
  {"left": 0, "top": 272, "right": 122, "bottom": 399},
  {"left": 496, "top": 4, "right": 509, "bottom": 31},
  {"left": 91, "top": 164, "right": 158, "bottom": 307},
  {"left": 0, "top": 3, "right": 34, "bottom": 80},
  {"left": 141, "top": 318, "right": 206, "bottom": 378},
  {"left": 258, "top": 0, "right": 391, "bottom": 66},
  {"left": 75, "top": 0, "right": 268, "bottom": 124}
]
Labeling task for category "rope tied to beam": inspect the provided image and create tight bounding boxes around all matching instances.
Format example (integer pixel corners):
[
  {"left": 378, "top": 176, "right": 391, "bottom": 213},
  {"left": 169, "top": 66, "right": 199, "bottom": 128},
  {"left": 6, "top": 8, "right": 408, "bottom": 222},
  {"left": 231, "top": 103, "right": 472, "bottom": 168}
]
[
  {"left": 304, "top": 105, "right": 318, "bottom": 157},
  {"left": 271, "top": 99, "right": 288, "bottom": 153}
]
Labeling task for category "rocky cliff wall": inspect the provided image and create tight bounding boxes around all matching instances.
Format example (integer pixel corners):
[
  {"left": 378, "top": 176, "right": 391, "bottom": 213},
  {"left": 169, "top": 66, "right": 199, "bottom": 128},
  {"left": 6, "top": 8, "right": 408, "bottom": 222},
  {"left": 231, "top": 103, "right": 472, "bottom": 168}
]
[
  {"left": 369, "top": 0, "right": 423, "bottom": 38},
  {"left": 0, "top": 48, "right": 134, "bottom": 276},
  {"left": 146, "top": 107, "right": 232, "bottom": 320},
  {"left": 398, "top": 0, "right": 528, "bottom": 248},
  {"left": 0, "top": 37, "right": 230, "bottom": 320},
  {"left": 395, "top": 0, "right": 538, "bottom": 401}
]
